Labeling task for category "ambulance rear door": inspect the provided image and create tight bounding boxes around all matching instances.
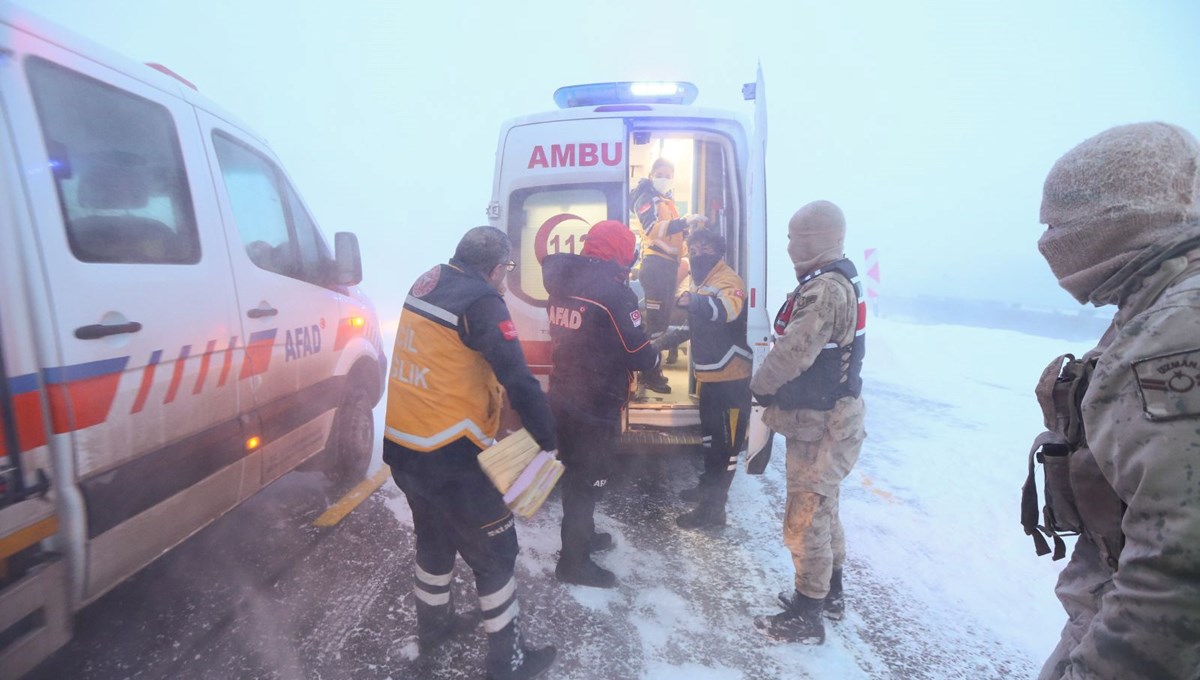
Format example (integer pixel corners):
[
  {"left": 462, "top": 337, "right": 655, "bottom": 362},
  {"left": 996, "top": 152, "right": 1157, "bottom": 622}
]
[
  {"left": 743, "top": 64, "right": 774, "bottom": 472},
  {"left": 495, "top": 117, "right": 628, "bottom": 376}
]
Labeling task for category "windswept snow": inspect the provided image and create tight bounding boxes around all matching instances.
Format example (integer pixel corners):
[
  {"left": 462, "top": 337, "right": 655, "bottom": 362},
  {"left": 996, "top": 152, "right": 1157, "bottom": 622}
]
[{"left": 378, "top": 317, "right": 1090, "bottom": 679}]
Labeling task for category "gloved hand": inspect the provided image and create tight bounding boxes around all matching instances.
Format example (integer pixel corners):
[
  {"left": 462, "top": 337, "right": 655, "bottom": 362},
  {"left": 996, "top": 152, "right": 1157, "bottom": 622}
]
[
  {"left": 666, "top": 214, "right": 708, "bottom": 237},
  {"left": 651, "top": 325, "right": 690, "bottom": 353}
]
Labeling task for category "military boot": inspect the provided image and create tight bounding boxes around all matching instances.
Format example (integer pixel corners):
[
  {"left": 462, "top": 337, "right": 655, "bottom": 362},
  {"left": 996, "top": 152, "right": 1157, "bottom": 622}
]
[
  {"left": 485, "top": 620, "right": 557, "bottom": 680},
  {"left": 675, "top": 501, "right": 726, "bottom": 529},
  {"left": 678, "top": 485, "right": 702, "bottom": 503},
  {"left": 589, "top": 531, "right": 614, "bottom": 554},
  {"left": 824, "top": 569, "right": 845, "bottom": 620},
  {"left": 416, "top": 596, "right": 477, "bottom": 655},
  {"left": 754, "top": 591, "right": 825, "bottom": 645},
  {"left": 778, "top": 573, "right": 844, "bottom": 622},
  {"left": 555, "top": 555, "right": 617, "bottom": 589}
]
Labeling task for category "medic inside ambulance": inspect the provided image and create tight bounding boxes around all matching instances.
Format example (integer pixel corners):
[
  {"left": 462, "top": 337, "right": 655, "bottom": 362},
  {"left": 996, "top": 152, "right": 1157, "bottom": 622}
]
[{"left": 498, "top": 93, "right": 759, "bottom": 444}]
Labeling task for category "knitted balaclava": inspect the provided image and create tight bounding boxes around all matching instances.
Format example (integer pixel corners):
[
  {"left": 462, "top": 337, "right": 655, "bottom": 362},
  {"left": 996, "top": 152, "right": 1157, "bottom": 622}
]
[
  {"left": 788, "top": 200, "right": 846, "bottom": 278},
  {"left": 1039, "top": 122, "right": 1200, "bottom": 304}
]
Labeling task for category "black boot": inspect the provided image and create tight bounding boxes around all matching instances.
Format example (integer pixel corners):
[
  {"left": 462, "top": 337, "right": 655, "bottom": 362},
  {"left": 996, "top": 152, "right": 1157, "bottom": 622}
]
[
  {"left": 755, "top": 590, "right": 825, "bottom": 644},
  {"left": 589, "top": 531, "right": 614, "bottom": 554},
  {"left": 485, "top": 620, "right": 557, "bottom": 680},
  {"left": 555, "top": 555, "right": 617, "bottom": 588},
  {"left": 675, "top": 501, "right": 726, "bottom": 529},
  {"left": 824, "top": 569, "right": 845, "bottom": 621},
  {"left": 665, "top": 347, "right": 679, "bottom": 365},
  {"left": 416, "top": 597, "right": 477, "bottom": 655},
  {"left": 678, "top": 485, "right": 702, "bottom": 503},
  {"left": 641, "top": 368, "right": 671, "bottom": 394}
]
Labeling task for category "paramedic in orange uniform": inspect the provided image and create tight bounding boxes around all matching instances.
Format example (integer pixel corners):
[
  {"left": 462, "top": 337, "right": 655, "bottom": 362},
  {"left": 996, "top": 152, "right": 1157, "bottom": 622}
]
[{"left": 630, "top": 157, "right": 706, "bottom": 393}]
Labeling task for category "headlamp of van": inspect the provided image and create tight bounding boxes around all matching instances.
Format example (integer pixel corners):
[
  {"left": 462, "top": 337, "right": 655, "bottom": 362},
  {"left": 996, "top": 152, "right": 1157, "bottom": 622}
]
[{"left": 553, "top": 82, "right": 699, "bottom": 109}]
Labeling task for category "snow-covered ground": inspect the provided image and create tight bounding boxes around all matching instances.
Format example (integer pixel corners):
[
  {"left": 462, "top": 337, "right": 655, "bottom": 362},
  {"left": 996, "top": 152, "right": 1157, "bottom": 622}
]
[{"left": 376, "top": 317, "right": 1093, "bottom": 679}]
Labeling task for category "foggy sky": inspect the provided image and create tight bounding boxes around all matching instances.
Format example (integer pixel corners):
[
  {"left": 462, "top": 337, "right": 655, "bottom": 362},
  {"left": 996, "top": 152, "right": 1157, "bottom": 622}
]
[{"left": 13, "top": 0, "right": 1200, "bottom": 320}]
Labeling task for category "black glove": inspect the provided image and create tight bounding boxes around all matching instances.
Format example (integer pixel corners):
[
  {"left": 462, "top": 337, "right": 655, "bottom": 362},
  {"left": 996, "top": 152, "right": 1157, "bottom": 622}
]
[
  {"left": 666, "top": 218, "right": 690, "bottom": 236},
  {"left": 651, "top": 325, "right": 690, "bottom": 353}
]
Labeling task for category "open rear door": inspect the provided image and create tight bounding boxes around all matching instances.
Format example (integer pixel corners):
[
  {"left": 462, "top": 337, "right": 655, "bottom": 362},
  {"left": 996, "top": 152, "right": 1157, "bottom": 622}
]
[{"left": 743, "top": 64, "right": 775, "bottom": 474}]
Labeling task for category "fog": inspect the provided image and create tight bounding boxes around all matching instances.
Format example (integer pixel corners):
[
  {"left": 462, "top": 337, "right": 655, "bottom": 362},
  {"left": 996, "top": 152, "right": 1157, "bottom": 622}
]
[{"left": 16, "top": 0, "right": 1200, "bottom": 320}]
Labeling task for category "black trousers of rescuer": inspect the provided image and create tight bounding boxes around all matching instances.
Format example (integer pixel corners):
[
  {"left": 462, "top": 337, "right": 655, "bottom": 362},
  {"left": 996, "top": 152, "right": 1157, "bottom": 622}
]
[
  {"left": 697, "top": 377, "right": 752, "bottom": 506},
  {"left": 639, "top": 255, "right": 677, "bottom": 337},
  {"left": 553, "top": 404, "right": 618, "bottom": 565},
  {"left": 384, "top": 438, "right": 521, "bottom": 671}
]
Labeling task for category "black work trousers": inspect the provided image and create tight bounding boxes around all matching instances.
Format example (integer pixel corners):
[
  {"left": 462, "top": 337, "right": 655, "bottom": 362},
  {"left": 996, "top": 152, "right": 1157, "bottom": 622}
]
[
  {"left": 639, "top": 255, "right": 677, "bottom": 337},
  {"left": 385, "top": 438, "right": 520, "bottom": 645},
  {"left": 553, "top": 405, "right": 619, "bottom": 565},
  {"left": 697, "top": 377, "right": 752, "bottom": 506}
]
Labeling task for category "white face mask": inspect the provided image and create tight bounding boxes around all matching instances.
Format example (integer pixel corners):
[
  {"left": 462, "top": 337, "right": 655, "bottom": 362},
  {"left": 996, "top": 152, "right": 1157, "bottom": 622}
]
[{"left": 652, "top": 177, "right": 672, "bottom": 195}]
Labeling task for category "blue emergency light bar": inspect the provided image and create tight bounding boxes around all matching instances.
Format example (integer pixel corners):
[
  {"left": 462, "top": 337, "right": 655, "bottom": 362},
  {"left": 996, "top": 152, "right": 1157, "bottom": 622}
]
[{"left": 553, "top": 81, "right": 699, "bottom": 109}]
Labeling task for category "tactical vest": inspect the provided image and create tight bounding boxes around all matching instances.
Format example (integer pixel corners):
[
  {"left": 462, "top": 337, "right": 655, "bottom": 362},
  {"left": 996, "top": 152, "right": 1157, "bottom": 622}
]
[
  {"left": 1022, "top": 349, "right": 1126, "bottom": 564},
  {"left": 772, "top": 259, "right": 866, "bottom": 410},
  {"left": 384, "top": 263, "right": 502, "bottom": 452}
]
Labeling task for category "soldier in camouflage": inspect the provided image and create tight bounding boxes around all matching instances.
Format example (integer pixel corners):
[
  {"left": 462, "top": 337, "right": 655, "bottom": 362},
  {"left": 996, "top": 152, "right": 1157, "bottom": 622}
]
[
  {"left": 1033, "top": 122, "right": 1200, "bottom": 680},
  {"left": 750, "top": 201, "right": 867, "bottom": 645}
]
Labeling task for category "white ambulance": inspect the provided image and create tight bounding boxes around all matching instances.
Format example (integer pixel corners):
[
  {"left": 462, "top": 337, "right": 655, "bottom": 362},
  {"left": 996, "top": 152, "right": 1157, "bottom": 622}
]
[
  {"left": 487, "top": 75, "right": 773, "bottom": 459},
  {"left": 0, "top": 4, "right": 385, "bottom": 676}
]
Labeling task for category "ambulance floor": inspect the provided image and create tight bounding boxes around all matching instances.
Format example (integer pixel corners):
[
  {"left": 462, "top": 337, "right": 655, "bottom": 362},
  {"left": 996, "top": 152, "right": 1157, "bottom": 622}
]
[{"left": 634, "top": 357, "right": 697, "bottom": 406}]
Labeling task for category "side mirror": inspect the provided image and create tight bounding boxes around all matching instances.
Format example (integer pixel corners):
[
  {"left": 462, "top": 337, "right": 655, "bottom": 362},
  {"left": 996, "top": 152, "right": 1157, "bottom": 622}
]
[{"left": 333, "top": 231, "right": 363, "bottom": 286}]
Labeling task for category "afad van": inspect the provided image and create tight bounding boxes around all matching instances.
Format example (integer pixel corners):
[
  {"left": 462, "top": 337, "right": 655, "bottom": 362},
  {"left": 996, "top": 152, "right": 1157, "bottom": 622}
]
[
  {"left": 487, "top": 74, "right": 774, "bottom": 459},
  {"left": 0, "top": 4, "right": 385, "bottom": 676}
]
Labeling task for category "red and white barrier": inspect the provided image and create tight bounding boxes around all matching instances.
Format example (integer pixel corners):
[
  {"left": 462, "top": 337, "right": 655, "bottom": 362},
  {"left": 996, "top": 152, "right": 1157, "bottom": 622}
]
[{"left": 864, "top": 248, "right": 881, "bottom": 316}]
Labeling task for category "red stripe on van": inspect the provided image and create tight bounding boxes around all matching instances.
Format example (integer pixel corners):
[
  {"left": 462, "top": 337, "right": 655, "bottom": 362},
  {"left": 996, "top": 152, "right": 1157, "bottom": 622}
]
[
  {"left": 522, "top": 340, "right": 553, "bottom": 375},
  {"left": 0, "top": 391, "right": 48, "bottom": 457},
  {"left": 130, "top": 350, "right": 163, "bottom": 414},
  {"left": 193, "top": 339, "right": 217, "bottom": 395},
  {"left": 163, "top": 345, "right": 192, "bottom": 404},
  {"left": 240, "top": 330, "right": 277, "bottom": 379},
  {"left": 14, "top": 391, "right": 48, "bottom": 452},
  {"left": 217, "top": 336, "right": 237, "bottom": 387},
  {"left": 43, "top": 358, "right": 127, "bottom": 432}
]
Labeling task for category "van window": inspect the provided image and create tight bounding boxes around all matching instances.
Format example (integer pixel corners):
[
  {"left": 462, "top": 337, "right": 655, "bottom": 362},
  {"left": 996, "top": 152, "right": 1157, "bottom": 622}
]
[
  {"left": 26, "top": 58, "right": 200, "bottom": 264},
  {"left": 508, "top": 184, "right": 623, "bottom": 304},
  {"left": 212, "top": 133, "right": 333, "bottom": 286}
]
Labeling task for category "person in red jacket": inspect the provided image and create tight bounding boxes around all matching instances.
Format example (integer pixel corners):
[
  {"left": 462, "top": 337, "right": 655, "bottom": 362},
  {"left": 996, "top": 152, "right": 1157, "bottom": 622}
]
[{"left": 543, "top": 220, "right": 660, "bottom": 588}]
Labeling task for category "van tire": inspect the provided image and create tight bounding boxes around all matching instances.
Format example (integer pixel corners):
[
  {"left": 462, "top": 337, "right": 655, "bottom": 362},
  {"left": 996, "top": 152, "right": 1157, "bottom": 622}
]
[{"left": 324, "top": 383, "right": 374, "bottom": 489}]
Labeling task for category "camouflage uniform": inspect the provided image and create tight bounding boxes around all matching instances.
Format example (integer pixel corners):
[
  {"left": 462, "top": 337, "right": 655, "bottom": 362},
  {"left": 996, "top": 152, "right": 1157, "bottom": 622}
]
[
  {"left": 1038, "top": 239, "right": 1200, "bottom": 680},
  {"left": 752, "top": 273, "right": 866, "bottom": 599}
]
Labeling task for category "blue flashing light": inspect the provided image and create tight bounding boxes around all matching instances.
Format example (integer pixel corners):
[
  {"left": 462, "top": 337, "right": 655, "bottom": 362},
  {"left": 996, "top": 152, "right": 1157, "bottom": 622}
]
[{"left": 553, "top": 81, "right": 699, "bottom": 109}]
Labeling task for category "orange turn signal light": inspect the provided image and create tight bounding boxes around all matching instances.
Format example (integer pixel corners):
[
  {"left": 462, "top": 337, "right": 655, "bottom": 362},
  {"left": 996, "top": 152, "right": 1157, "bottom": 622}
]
[
  {"left": 245, "top": 436, "right": 261, "bottom": 451},
  {"left": 349, "top": 316, "right": 366, "bottom": 328}
]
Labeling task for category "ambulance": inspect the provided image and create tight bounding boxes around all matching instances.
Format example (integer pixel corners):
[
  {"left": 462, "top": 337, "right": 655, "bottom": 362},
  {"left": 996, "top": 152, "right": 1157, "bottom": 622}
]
[
  {"left": 487, "top": 74, "right": 773, "bottom": 460},
  {"left": 0, "top": 4, "right": 385, "bottom": 676}
]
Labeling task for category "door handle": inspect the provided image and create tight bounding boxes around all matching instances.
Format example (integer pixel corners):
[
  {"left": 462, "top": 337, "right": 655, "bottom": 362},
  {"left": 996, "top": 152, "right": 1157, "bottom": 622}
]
[
  {"left": 75, "top": 322, "right": 143, "bottom": 339},
  {"left": 247, "top": 306, "right": 278, "bottom": 319}
]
